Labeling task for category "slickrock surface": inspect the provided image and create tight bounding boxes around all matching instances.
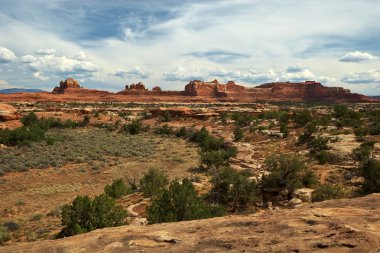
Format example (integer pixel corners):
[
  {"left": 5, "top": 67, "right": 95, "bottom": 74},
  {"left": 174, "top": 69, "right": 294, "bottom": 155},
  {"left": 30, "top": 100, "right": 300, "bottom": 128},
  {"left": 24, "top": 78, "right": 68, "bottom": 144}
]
[{"left": 2, "top": 194, "right": 379, "bottom": 253}]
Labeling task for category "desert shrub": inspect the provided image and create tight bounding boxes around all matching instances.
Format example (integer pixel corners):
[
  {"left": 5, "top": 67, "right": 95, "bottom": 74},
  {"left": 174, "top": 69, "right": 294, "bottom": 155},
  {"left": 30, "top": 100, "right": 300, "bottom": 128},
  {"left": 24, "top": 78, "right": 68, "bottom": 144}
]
[
  {"left": 301, "top": 169, "right": 319, "bottom": 188},
  {"left": 315, "top": 151, "right": 338, "bottom": 164},
  {"left": 58, "top": 194, "right": 127, "bottom": 237},
  {"left": 3, "top": 221, "right": 19, "bottom": 232},
  {"left": 209, "top": 168, "right": 257, "bottom": 212},
  {"left": 147, "top": 178, "right": 225, "bottom": 224},
  {"left": 220, "top": 112, "right": 228, "bottom": 124},
  {"left": 361, "top": 159, "right": 380, "bottom": 194},
  {"left": 200, "top": 149, "right": 232, "bottom": 171},
  {"left": 280, "top": 123, "right": 289, "bottom": 138},
  {"left": 175, "top": 126, "right": 188, "bottom": 137},
  {"left": 0, "top": 125, "right": 46, "bottom": 146},
  {"left": 308, "top": 136, "right": 329, "bottom": 153},
  {"left": 298, "top": 121, "right": 317, "bottom": 144},
  {"left": 312, "top": 184, "right": 343, "bottom": 202},
  {"left": 354, "top": 126, "right": 368, "bottom": 137},
  {"left": 293, "top": 110, "right": 313, "bottom": 126},
  {"left": 352, "top": 141, "right": 376, "bottom": 163},
  {"left": 104, "top": 178, "right": 131, "bottom": 199},
  {"left": 262, "top": 153, "right": 308, "bottom": 194},
  {"left": 31, "top": 213, "right": 43, "bottom": 221},
  {"left": 20, "top": 112, "right": 39, "bottom": 126},
  {"left": 0, "top": 226, "right": 10, "bottom": 245},
  {"left": 140, "top": 168, "right": 169, "bottom": 198},
  {"left": 124, "top": 120, "right": 142, "bottom": 135},
  {"left": 154, "top": 124, "right": 173, "bottom": 135},
  {"left": 162, "top": 111, "right": 171, "bottom": 122},
  {"left": 233, "top": 126, "right": 244, "bottom": 141},
  {"left": 231, "top": 113, "right": 255, "bottom": 127}
]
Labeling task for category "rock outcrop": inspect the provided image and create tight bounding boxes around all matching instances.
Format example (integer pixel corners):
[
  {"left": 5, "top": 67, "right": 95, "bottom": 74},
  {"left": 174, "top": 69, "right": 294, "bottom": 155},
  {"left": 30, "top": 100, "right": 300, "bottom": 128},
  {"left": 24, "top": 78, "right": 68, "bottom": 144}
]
[
  {"left": 52, "top": 78, "right": 110, "bottom": 95},
  {"left": 125, "top": 82, "right": 148, "bottom": 91},
  {"left": 3, "top": 194, "right": 380, "bottom": 252},
  {"left": 183, "top": 80, "right": 370, "bottom": 102},
  {"left": 52, "top": 78, "right": 80, "bottom": 93},
  {"left": 0, "top": 103, "right": 19, "bottom": 121}
]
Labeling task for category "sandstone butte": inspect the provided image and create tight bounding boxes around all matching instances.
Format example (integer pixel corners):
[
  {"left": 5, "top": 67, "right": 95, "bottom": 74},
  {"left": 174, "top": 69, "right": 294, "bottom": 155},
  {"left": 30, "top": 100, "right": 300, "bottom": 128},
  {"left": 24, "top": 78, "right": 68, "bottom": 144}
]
[{"left": 0, "top": 78, "right": 374, "bottom": 103}]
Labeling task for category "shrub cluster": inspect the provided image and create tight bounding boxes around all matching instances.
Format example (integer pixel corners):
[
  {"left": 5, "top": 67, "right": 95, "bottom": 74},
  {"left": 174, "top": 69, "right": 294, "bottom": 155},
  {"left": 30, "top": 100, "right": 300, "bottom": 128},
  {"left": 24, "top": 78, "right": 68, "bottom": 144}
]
[
  {"left": 104, "top": 178, "right": 132, "bottom": 199},
  {"left": 58, "top": 194, "right": 127, "bottom": 237},
  {"left": 209, "top": 167, "right": 257, "bottom": 212},
  {"left": 147, "top": 178, "right": 225, "bottom": 224}
]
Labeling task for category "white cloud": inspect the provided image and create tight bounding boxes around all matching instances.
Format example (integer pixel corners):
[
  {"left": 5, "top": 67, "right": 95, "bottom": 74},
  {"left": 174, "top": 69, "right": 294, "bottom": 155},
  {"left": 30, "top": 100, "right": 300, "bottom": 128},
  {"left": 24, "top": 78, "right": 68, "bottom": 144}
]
[
  {"left": 0, "top": 46, "right": 16, "bottom": 63},
  {"left": 280, "top": 65, "right": 316, "bottom": 82},
  {"left": 21, "top": 51, "right": 101, "bottom": 78},
  {"left": 163, "top": 66, "right": 206, "bottom": 82},
  {"left": 341, "top": 70, "right": 380, "bottom": 84},
  {"left": 35, "top": 48, "right": 56, "bottom": 55},
  {"left": 339, "top": 51, "right": 377, "bottom": 62},
  {"left": 72, "top": 51, "right": 89, "bottom": 61},
  {"left": 0, "top": 80, "right": 8, "bottom": 85},
  {"left": 20, "top": 54, "right": 37, "bottom": 63},
  {"left": 33, "top": 72, "right": 50, "bottom": 81},
  {"left": 123, "top": 27, "right": 135, "bottom": 40},
  {"left": 113, "top": 66, "right": 150, "bottom": 79}
]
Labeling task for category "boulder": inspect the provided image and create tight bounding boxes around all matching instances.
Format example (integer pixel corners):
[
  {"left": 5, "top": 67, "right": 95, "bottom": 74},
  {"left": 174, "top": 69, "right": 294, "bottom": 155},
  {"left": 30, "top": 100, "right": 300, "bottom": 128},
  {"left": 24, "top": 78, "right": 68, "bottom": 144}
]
[
  {"left": 292, "top": 188, "right": 315, "bottom": 203},
  {"left": 0, "top": 103, "right": 19, "bottom": 121}
]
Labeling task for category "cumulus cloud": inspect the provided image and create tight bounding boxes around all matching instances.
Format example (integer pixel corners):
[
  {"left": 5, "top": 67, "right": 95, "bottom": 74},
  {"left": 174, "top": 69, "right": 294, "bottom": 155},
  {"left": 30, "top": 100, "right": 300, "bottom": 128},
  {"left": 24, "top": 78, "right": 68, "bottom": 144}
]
[
  {"left": 0, "top": 46, "right": 16, "bottom": 63},
  {"left": 20, "top": 51, "right": 101, "bottom": 79},
  {"left": 280, "top": 65, "right": 316, "bottom": 82},
  {"left": 20, "top": 54, "right": 37, "bottom": 63},
  {"left": 35, "top": 48, "right": 56, "bottom": 55},
  {"left": 113, "top": 66, "right": 150, "bottom": 79},
  {"left": 209, "top": 69, "right": 277, "bottom": 84},
  {"left": 163, "top": 66, "right": 205, "bottom": 82},
  {"left": 33, "top": 72, "right": 50, "bottom": 81},
  {"left": 339, "top": 51, "right": 377, "bottom": 62},
  {"left": 341, "top": 70, "right": 380, "bottom": 84}
]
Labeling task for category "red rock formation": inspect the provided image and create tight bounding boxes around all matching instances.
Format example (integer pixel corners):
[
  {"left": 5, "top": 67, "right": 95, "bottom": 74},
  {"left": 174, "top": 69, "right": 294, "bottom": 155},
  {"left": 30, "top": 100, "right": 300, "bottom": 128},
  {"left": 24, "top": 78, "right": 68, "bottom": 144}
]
[
  {"left": 52, "top": 78, "right": 110, "bottom": 95},
  {"left": 183, "top": 80, "right": 370, "bottom": 102},
  {"left": 150, "top": 107, "right": 193, "bottom": 117},
  {"left": 0, "top": 103, "right": 19, "bottom": 121},
  {"left": 52, "top": 78, "right": 81, "bottom": 94},
  {"left": 152, "top": 86, "right": 162, "bottom": 92}
]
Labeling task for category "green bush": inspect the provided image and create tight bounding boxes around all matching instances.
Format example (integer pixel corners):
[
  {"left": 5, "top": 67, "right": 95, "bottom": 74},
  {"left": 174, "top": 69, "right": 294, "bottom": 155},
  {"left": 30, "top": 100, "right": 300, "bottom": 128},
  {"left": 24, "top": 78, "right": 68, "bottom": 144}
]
[
  {"left": 298, "top": 121, "right": 317, "bottom": 144},
  {"left": 162, "top": 111, "right": 171, "bottom": 122},
  {"left": 352, "top": 141, "right": 375, "bottom": 163},
  {"left": 58, "top": 194, "right": 127, "bottom": 237},
  {"left": 312, "top": 184, "right": 343, "bottom": 202},
  {"left": 0, "top": 226, "right": 10, "bottom": 245},
  {"left": 140, "top": 168, "right": 169, "bottom": 198},
  {"left": 124, "top": 120, "right": 142, "bottom": 135},
  {"left": 233, "top": 126, "right": 244, "bottom": 141},
  {"left": 361, "top": 159, "right": 380, "bottom": 194},
  {"left": 280, "top": 123, "right": 289, "bottom": 138},
  {"left": 209, "top": 167, "right": 257, "bottom": 212},
  {"left": 154, "top": 124, "right": 173, "bottom": 135},
  {"left": 147, "top": 178, "right": 225, "bottom": 224},
  {"left": 262, "top": 154, "right": 309, "bottom": 194},
  {"left": 309, "top": 136, "right": 329, "bottom": 153},
  {"left": 315, "top": 151, "right": 338, "bottom": 164},
  {"left": 175, "top": 126, "right": 188, "bottom": 137},
  {"left": 293, "top": 111, "right": 313, "bottom": 126},
  {"left": 104, "top": 178, "right": 131, "bottom": 199}
]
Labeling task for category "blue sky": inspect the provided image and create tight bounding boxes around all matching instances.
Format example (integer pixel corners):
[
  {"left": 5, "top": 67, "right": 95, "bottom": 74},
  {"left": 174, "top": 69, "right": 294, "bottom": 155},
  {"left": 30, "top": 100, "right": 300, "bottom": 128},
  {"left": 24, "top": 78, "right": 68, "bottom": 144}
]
[{"left": 0, "top": 0, "right": 380, "bottom": 94}]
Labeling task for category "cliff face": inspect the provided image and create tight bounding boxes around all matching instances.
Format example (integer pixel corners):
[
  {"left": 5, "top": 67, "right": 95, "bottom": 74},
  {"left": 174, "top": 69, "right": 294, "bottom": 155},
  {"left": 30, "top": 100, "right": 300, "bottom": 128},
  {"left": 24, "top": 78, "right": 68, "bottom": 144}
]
[
  {"left": 48, "top": 78, "right": 371, "bottom": 103},
  {"left": 184, "top": 80, "right": 370, "bottom": 102}
]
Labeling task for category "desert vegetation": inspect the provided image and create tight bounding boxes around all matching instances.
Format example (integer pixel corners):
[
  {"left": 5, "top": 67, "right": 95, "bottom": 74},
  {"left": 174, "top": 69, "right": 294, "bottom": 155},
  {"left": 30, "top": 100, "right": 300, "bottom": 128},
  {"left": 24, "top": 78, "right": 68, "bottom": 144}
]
[{"left": 1, "top": 102, "right": 380, "bottom": 246}]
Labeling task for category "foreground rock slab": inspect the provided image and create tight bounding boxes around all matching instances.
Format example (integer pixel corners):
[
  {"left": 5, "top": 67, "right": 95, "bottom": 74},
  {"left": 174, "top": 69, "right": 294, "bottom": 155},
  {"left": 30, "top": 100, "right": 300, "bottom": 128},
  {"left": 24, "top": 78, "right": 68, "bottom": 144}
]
[{"left": 2, "top": 194, "right": 380, "bottom": 253}]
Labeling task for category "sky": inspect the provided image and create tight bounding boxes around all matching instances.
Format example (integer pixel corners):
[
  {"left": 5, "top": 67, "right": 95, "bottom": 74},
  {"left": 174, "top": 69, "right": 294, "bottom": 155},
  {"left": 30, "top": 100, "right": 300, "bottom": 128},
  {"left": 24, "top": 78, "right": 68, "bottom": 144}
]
[{"left": 0, "top": 0, "right": 380, "bottom": 94}]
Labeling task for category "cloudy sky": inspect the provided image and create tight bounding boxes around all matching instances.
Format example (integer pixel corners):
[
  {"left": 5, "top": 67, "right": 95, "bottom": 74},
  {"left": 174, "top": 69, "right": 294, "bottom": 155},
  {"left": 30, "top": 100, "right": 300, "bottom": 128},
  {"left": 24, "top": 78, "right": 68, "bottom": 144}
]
[{"left": 0, "top": 0, "right": 380, "bottom": 94}]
